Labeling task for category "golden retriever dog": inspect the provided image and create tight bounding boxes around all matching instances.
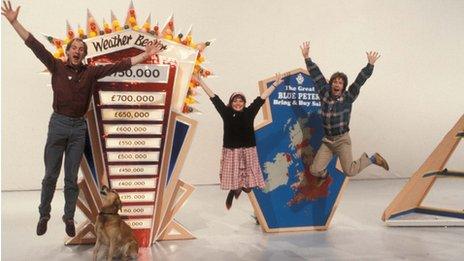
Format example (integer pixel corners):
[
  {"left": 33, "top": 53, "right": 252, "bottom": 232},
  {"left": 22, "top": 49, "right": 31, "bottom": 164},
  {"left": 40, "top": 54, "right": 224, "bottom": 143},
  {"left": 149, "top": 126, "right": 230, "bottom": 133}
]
[{"left": 93, "top": 186, "right": 139, "bottom": 261}]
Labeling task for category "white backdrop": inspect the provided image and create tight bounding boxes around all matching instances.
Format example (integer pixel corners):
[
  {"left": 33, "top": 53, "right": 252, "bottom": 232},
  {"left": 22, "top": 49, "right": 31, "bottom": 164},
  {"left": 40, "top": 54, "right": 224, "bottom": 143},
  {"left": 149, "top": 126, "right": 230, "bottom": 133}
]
[{"left": 2, "top": 0, "right": 464, "bottom": 190}]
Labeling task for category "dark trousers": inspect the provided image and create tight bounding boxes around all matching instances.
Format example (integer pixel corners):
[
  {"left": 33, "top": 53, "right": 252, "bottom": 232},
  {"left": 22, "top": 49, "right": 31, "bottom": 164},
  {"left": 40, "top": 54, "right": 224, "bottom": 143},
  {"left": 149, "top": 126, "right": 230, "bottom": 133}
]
[{"left": 39, "top": 112, "right": 87, "bottom": 220}]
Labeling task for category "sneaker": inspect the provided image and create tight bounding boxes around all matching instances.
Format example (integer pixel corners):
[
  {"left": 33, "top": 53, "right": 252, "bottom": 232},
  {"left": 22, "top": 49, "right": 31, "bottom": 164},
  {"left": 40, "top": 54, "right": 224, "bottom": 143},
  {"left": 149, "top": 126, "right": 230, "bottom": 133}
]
[
  {"left": 456, "top": 131, "right": 464, "bottom": 138},
  {"left": 62, "top": 217, "right": 76, "bottom": 237},
  {"left": 36, "top": 217, "right": 49, "bottom": 236},
  {"left": 225, "top": 190, "right": 235, "bottom": 210},
  {"left": 372, "top": 153, "right": 389, "bottom": 171}
]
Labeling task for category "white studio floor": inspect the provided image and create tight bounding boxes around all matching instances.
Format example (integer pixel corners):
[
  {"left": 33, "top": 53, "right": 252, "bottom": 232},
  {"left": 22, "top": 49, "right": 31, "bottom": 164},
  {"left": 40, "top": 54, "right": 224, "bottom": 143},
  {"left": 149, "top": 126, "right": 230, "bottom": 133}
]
[{"left": 2, "top": 179, "right": 464, "bottom": 261}]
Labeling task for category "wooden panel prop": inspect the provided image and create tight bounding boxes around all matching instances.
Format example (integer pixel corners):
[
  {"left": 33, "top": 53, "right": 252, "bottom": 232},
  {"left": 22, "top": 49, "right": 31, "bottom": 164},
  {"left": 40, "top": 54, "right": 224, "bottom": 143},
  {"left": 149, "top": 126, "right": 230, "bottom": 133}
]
[
  {"left": 250, "top": 69, "right": 349, "bottom": 232},
  {"left": 382, "top": 114, "right": 464, "bottom": 226}
]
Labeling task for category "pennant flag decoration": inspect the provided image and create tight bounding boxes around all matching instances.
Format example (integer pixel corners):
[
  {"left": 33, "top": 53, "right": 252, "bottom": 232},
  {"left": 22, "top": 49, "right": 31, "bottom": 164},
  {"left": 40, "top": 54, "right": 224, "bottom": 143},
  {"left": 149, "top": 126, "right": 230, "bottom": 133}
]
[{"left": 86, "top": 9, "right": 101, "bottom": 38}]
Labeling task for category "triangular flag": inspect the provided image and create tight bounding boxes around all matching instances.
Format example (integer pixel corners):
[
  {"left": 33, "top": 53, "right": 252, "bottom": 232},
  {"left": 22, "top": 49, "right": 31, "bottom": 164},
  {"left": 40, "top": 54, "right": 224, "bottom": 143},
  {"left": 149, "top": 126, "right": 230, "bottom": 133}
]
[
  {"left": 102, "top": 18, "right": 112, "bottom": 34},
  {"left": 65, "top": 20, "right": 75, "bottom": 43},
  {"left": 110, "top": 10, "right": 122, "bottom": 32},
  {"left": 188, "top": 85, "right": 198, "bottom": 96},
  {"left": 142, "top": 14, "right": 151, "bottom": 33},
  {"left": 86, "top": 9, "right": 101, "bottom": 38},
  {"left": 182, "top": 25, "right": 193, "bottom": 46},
  {"left": 161, "top": 14, "right": 174, "bottom": 40},
  {"left": 184, "top": 24, "right": 193, "bottom": 37},
  {"left": 196, "top": 39, "right": 214, "bottom": 52},
  {"left": 124, "top": 0, "right": 137, "bottom": 29},
  {"left": 182, "top": 104, "right": 202, "bottom": 114},
  {"left": 199, "top": 66, "right": 212, "bottom": 77},
  {"left": 153, "top": 21, "right": 160, "bottom": 36},
  {"left": 42, "top": 34, "right": 63, "bottom": 49},
  {"left": 77, "top": 23, "right": 85, "bottom": 38},
  {"left": 174, "top": 28, "right": 183, "bottom": 43},
  {"left": 184, "top": 95, "right": 198, "bottom": 106}
]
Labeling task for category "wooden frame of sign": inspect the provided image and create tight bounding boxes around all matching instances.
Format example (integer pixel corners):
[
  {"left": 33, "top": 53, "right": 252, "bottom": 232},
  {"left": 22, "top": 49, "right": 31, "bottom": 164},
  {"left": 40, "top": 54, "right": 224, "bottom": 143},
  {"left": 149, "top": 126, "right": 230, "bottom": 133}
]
[
  {"left": 249, "top": 68, "right": 350, "bottom": 233},
  {"left": 153, "top": 111, "right": 197, "bottom": 241},
  {"left": 382, "top": 114, "right": 464, "bottom": 226},
  {"left": 67, "top": 110, "right": 198, "bottom": 244},
  {"left": 66, "top": 28, "right": 200, "bottom": 245}
]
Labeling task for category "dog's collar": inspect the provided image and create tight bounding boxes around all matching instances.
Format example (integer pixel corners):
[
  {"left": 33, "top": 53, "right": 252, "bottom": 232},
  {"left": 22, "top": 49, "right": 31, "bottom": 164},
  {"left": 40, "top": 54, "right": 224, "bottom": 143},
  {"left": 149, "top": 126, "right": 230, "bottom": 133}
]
[{"left": 99, "top": 211, "right": 119, "bottom": 215}]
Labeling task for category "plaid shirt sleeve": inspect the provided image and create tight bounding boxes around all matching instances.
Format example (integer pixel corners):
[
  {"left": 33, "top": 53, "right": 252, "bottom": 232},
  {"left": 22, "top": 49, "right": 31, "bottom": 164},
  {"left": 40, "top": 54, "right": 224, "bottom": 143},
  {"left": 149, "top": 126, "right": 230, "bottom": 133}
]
[
  {"left": 305, "top": 58, "right": 329, "bottom": 97},
  {"left": 346, "top": 63, "right": 374, "bottom": 102}
]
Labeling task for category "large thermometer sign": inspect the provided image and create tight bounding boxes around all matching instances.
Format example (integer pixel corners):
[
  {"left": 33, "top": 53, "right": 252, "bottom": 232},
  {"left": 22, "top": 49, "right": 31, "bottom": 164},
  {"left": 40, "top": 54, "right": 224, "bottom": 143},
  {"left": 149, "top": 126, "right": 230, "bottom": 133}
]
[{"left": 90, "top": 49, "right": 177, "bottom": 246}]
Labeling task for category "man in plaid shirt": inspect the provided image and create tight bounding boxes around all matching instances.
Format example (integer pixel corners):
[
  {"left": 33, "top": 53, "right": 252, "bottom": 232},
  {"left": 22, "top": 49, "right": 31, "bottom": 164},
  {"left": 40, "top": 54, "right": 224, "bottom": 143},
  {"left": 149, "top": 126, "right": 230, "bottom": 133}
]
[{"left": 300, "top": 41, "right": 389, "bottom": 185}]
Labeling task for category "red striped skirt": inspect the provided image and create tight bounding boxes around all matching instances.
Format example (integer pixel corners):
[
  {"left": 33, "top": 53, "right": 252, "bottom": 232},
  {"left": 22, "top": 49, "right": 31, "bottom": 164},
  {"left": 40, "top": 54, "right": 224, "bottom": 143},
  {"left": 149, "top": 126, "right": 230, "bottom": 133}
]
[{"left": 219, "top": 146, "right": 265, "bottom": 190}]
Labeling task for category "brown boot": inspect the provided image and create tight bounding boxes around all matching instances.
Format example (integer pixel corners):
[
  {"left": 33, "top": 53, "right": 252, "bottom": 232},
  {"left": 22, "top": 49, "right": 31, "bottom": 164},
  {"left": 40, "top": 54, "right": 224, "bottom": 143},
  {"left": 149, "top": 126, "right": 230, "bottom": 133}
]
[
  {"left": 372, "top": 153, "right": 389, "bottom": 171},
  {"left": 62, "top": 217, "right": 76, "bottom": 237},
  {"left": 225, "top": 190, "right": 235, "bottom": 210},
  {"left": 242, "top": 187, "right": 252, "bottom": 194},
  {"left": 456, "top": 131, "right": 464, "bottom": 138},
  {"left": 234, "top": 189, "right": 242, "bottom": 199},
  {"left": 36, "top": 216, "right": 49, "bottom": 236}
]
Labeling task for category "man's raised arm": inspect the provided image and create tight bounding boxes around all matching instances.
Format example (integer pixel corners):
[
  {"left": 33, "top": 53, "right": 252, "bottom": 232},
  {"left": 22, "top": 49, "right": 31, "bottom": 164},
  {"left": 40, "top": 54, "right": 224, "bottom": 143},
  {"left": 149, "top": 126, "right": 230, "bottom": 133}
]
[
  {"left": 300, "top": 41, "right": 328, "bottom": 93},
  {"left": 347, "top": 51, "right": 380, "bottom": 100},
  {"left": 2, "top": 1, "right": 57, "bottom": 72},
  {"left": 130, "top": 40, "right": 165, "bottom": 66},
  {"left": 93, "top": 40, "right": 166, "bottom": 79},
  {"left": 2, "top": 1, "right": 29, "bottom": 40}
]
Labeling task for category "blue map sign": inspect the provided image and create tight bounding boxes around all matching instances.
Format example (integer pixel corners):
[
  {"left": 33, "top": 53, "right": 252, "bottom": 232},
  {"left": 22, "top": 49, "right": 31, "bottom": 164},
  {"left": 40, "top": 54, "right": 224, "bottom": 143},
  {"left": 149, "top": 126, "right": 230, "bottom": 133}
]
[{"left": 251, "top": 69, "right": 348, "bottom": 231}]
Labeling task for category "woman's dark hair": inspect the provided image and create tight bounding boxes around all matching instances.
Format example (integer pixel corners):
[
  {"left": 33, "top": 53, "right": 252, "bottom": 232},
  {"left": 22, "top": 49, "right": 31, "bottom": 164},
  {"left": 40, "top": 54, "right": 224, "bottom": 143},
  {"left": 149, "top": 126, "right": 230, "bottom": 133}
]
[
  {"left": 228, "top": 92, "right": 246, "bottom": 107},
  {"left": 65, "top": 38, "right": 88, "bottom": 57},
  {"left": 329, "top": 72, "right": 348, "bottom": 89}
]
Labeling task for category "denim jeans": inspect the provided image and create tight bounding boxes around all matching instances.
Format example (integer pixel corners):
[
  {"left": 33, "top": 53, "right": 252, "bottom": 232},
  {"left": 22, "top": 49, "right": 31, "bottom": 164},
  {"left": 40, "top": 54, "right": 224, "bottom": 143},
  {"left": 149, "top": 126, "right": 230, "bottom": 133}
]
[{"left": 39, "top": 112, "right": 87, "bottom": 220}]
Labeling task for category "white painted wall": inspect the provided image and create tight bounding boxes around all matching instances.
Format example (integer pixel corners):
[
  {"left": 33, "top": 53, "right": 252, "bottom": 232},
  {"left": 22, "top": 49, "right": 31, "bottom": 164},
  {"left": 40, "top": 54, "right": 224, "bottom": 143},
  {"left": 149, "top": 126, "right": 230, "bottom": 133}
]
[{"left": 2, "top": 0, "right": 464, "bottom": 190}]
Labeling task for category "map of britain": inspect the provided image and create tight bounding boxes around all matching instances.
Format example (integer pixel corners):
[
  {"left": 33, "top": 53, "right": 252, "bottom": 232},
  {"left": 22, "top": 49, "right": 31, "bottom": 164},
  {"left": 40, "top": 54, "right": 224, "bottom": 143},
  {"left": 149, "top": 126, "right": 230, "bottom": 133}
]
[{"left": 253, "top": 71, "right": 346, "bottom": 229}]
